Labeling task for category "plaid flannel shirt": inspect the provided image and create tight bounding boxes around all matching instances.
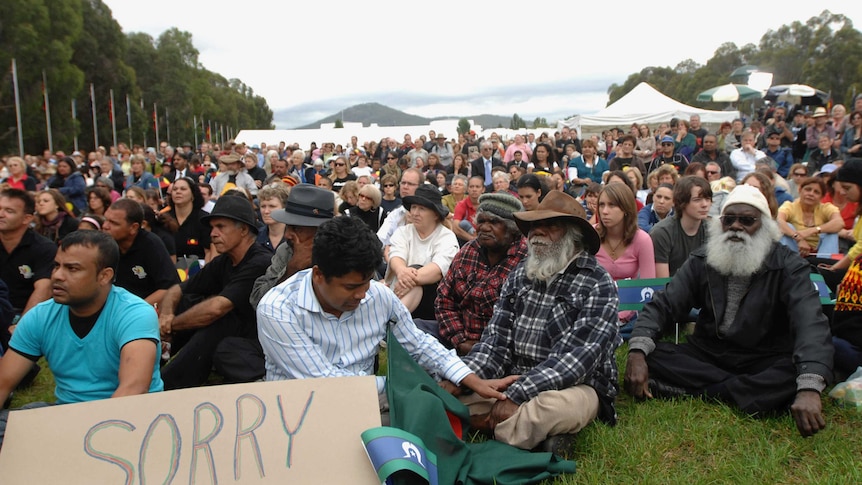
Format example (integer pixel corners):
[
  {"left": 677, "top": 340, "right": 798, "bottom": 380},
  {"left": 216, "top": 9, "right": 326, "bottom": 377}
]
[
  {"left": 435, "top": 237, "right": 528, "bottom": 348},
  {"left": 462, "top": 251, "right": 621, "bottom": 421}
]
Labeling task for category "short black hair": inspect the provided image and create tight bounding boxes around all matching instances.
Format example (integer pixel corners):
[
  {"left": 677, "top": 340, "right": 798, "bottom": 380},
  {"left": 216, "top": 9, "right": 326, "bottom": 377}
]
[
  {"left": 1, "top": 188, "right": 35, "bottom": 214},
  {"left": 312, "top": 216, "right": 382, "bottom": 280},
  {"left": 109, "top": 198, "right": 144, "bottom": 226},
  {"left": 59, "top": 230, "right": 119, "bottom": 274}
]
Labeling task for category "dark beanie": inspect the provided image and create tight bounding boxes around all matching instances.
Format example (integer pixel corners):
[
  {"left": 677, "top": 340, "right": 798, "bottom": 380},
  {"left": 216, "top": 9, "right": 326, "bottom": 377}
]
[{"left": 836, "top": 160, "right": 862, "bottom": 187}]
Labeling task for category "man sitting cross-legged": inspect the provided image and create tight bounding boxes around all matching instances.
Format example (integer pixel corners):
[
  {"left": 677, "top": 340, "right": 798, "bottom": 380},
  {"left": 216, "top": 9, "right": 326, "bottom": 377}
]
[
  {"left": 450, "top": 191, "right": 621, "bottom": 454},
  {"left": 625, "top": 185, "right": 834, "bottom": 437}
]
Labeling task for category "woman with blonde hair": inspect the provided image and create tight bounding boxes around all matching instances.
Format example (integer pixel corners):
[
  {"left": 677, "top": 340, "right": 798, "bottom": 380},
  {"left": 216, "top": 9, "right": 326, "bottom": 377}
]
[
  {"left": 35, "top": 189, "right": 78, "bottom": 243},
  {"left": 595, "top": 182, "right": 656, "bottom": 339},
  {"left": 346, "top": 183, "right": 388, "bottom": 232},
  {"left": 338, "top": 180, "right": 360, "bottom": 214},
  {"left": 634, "top": 124, "right": 656, "bottom": 168},
  {"left": 329, "top": 155, "right": 356, "bottom": 192},
  {"left": 255, "top": 184, "right": 290, "bottom": 252}
]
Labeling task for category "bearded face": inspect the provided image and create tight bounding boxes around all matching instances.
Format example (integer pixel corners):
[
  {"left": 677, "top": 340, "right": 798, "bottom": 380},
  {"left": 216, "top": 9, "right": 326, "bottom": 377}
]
[
  {"left": 524, "top": 223, "right": 582, "bottom": 283},
  {"left": 706, "top": 208, "right": 780, "bottom": 277}
]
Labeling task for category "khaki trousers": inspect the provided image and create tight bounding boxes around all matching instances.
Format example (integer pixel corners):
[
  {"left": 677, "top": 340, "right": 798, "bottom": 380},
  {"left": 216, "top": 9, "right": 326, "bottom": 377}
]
[{"left": 461, "top": 385, "right": 599, "bottom": 449}]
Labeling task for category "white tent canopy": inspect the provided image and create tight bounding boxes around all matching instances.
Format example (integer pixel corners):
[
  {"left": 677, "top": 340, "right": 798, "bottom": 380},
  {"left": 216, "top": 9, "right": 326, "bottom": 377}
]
[{"left": 560, "top": 82, "right": 739, "bottom": 134}]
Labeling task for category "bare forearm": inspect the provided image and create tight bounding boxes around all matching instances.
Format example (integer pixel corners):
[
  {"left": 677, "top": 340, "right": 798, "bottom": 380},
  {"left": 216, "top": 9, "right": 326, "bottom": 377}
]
[
  {"left": 23, "top": 279, "right": 52, "bottom": 314},
  {"left": 158, "top": 284, "right": 183, "bottom": 317},
  {"left": 171, "top": 296, "right": 233, "bottom": 332}
]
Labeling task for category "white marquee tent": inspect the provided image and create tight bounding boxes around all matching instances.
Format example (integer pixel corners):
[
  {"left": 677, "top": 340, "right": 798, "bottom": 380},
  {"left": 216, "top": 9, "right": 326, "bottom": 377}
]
[{"left": 560, "top": 82, "right": 739, "bottom": 134}]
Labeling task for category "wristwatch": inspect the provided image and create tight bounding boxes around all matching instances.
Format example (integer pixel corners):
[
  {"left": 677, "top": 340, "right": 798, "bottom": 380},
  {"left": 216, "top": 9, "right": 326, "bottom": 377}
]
[{"left": 817, "top": 226, "right": 822, "bottom": 234}]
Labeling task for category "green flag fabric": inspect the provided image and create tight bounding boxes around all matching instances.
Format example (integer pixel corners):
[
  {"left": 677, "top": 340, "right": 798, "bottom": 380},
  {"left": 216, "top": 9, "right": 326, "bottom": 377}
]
[{"left": 384, "top": 326, "right": 576, "bottom": 484}]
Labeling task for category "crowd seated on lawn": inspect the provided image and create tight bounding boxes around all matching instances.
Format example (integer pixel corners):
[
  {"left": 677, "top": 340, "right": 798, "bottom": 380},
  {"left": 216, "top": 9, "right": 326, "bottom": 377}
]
[{"left": 3, "top": 98, "right": 862, "bottom": 452}]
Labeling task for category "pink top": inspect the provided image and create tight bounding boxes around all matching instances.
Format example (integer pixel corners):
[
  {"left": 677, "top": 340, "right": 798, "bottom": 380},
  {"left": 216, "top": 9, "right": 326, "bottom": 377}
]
[
  {"left": 595, "top": 229, "right": 656, "bottom": 280},
  {"left": 596, "top": 229, "right": 656, "bottom": 322}
]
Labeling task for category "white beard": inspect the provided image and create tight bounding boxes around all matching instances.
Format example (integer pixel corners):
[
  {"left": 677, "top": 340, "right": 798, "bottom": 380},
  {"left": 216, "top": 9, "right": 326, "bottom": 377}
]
[
  {"left": 525, "top": 235, "right": 579, "bottom": 283},
  {"left": 705, "top": 216, "right": 780, "bottom": 277}
]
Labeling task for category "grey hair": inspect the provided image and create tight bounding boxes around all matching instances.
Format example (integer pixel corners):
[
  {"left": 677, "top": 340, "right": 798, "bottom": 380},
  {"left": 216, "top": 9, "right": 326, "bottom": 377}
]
[{"left": 451, "top": 174, "right": 468, "bottom": 186}]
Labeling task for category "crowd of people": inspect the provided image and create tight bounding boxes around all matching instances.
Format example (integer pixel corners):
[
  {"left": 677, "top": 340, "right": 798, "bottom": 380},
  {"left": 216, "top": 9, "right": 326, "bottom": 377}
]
[{"left": 1, "top": 95, "right": 862, "bottom": 458}]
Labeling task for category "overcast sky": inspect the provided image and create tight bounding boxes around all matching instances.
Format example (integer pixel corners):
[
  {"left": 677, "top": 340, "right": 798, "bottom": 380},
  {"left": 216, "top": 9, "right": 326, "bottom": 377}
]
[{"left": 103, "top": 1, "right": 862, "bottom": 129}]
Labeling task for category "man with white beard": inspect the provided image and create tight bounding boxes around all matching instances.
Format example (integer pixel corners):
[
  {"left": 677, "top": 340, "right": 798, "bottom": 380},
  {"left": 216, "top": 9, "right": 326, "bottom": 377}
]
[
  {"left": 453, "top": 191, "right": 620, "bottom": 456},
  {"left": 625, "top": 185, "right": 834, "bottom": 438}
]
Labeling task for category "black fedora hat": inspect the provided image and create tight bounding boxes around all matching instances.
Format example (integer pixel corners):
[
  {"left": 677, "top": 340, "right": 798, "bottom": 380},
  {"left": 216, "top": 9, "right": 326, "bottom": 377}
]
[
  {"left": 200, "top": 195, "right": 259, "bottom": 234},
  {"left": 271, "top": 183, "right": 335, "bottom": 227},
  {"left": 402, "top": 184, "right": 449, "bottom": 221}
]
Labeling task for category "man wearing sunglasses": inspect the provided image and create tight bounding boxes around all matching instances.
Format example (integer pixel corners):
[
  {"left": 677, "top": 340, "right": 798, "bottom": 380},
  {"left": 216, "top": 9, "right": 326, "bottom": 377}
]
[{"left": 625, "top": 185, "right": 833, "bottom": 438}]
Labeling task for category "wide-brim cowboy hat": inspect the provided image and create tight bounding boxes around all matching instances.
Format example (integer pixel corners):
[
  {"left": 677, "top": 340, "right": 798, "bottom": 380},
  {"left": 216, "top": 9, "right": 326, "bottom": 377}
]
[{"left": 513, "top": 191, "right": 600, "bottom": 254}]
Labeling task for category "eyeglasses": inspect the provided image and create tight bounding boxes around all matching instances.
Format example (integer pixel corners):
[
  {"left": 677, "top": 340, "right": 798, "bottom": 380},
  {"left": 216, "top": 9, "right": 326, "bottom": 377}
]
[
  {"left": 387, "top": 157, "right": 397, "bottom": 160},
  {"left": 661, "top": 142, "right": 674, "bottom": 146},
  {"left": 720, "top": 215, "right": 759, "bottom": 227},
  {"left": 334, "top": 163, "right": 345, "bottom": 167},
  {"left": 383, "top": 183, "right": 395, "bottom": 187},
  {"left": 358, "top": 194, "right": 372, "bottom": 200},
  {"left": 793, "top": 172, "right": 807, "bottom": 177}
]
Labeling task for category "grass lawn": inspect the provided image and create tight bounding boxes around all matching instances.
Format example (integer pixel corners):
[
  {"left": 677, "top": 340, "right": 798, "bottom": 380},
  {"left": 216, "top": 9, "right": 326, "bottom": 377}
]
[{"left": 10, "top": 352, "right": 862, "bottom": 484}]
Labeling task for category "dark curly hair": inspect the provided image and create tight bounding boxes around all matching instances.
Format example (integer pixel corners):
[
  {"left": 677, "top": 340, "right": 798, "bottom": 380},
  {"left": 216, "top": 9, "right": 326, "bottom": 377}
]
[{"left": 312, "top": 216, "right": 382, "bottom": 279}]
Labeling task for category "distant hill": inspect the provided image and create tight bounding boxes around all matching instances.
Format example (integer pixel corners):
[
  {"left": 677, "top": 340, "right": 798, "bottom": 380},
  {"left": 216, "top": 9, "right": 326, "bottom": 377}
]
[{"left": 295, "top": 102, "right": 513, "bottom": 130}]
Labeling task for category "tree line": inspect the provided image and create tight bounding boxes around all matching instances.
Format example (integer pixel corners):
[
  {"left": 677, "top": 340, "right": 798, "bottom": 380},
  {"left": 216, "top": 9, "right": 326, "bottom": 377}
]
[
  {"left": 0, "top": 0, "right": 274, "bottom": 156},
  {"left": 607, "top": 10, "right": 862, "bottom": 113}
]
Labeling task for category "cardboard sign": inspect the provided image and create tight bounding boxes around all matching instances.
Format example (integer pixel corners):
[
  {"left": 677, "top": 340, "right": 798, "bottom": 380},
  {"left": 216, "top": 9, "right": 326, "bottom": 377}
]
[{"left": 0, "top": 376, "right": 381, "bottom": 484}]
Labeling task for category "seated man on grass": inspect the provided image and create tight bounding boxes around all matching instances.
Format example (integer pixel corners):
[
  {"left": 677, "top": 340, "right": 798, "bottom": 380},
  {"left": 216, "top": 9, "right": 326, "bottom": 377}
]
[
  {"left": 454, "top": 191, "right": 621, "bottom": 454},
  {"left": 625, "top": 185, "right": 833, "bottom": 437},
  {"left": 256, "top": 216, "right": 512, "bottom": 410},
  {"left": 0, "top": 231, "right": 163, "bottom": 447}
]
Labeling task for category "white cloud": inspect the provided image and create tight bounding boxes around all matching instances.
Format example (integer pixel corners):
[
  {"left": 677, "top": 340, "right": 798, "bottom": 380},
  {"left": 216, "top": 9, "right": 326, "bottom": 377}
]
[{"left": 104, "top": 1, "right": 862, "bottom": 127}]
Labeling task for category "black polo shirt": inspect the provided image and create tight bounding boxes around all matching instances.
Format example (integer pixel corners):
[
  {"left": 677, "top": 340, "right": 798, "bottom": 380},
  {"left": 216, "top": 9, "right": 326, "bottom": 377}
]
[
  {"left": 114, "top": 230, "right": 179, "bottom": 300},
  {"left": 172, "top": 209, "right": 211, "bottom": 259},
  {"left": 0, "top": 229, "right": 57, "bottom": 313},
  {"left": 181, "top": 243, "right": 271, "bottom": 334}
]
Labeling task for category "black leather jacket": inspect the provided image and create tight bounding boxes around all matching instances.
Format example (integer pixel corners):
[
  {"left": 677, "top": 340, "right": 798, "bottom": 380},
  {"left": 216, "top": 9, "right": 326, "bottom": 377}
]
[{"left": 633, "top": 243, "right": 833, "bottom": 382}]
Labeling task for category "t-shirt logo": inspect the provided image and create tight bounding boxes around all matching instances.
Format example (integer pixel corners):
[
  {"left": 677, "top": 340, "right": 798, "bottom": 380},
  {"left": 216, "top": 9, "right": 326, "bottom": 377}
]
[
  {"left": 132, "top": 266, "right": 148, "bottom": 279},
  {"left": 18, "top": 265, "right": 33, "bottom": 279}
]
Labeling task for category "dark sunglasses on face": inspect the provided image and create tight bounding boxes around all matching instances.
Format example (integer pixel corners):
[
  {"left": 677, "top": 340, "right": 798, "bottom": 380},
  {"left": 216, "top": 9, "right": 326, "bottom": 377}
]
[{"left": 720, "top": 215, "right": 758, "bottom": 227}]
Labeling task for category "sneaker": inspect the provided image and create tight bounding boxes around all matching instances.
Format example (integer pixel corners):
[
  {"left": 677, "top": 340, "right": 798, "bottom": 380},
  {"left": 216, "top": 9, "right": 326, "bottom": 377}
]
[
  {"left": 538, "top": 434, "right": 577, "bottom": 460},
  {"left": 648, "top": 378, "right": 689, "bottom": 399}
]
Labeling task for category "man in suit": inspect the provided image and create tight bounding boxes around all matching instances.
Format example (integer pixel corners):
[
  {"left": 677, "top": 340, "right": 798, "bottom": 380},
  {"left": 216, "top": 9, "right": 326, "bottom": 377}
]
[{"left": 471, "top": 141, "right": 504, "bottom": 191}]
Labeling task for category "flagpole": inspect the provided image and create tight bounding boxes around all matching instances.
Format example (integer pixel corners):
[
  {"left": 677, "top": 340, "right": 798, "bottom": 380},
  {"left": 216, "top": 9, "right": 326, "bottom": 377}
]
[
  {"left": 165, "top": 108, "right": 170, "bottom": 146},
  {"left": 126, "top": 94, "right": 132, "bottom": 148},
  {"left": 153, "top": 103, "right": 160, "bottom": 150},
  {"left": 109, "top": 89, "right": 117, "bottom": 149},
  {"left": 193, "top": 115, "right": 198, "bottom": 149},
  {"left": 207, "top": 120, "right": 212, "bottom": 142},
  {"left": 71, "top": 99, "right": 79, "bottom": 152},
  {"left": 90, "top": 83, "right": 99, "bottom": 149},
  {"left": 43, "top": 70, "right": 54, "bottom": 154},
  {"left": 12, "top": 59, "right": 24, "bottom": 157}
]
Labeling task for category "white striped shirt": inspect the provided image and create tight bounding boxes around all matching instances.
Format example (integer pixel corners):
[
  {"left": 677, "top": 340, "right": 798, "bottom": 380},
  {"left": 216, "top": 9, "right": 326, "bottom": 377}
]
[{"left": 257, "top": 269, "right": 472, "bottom": 393}]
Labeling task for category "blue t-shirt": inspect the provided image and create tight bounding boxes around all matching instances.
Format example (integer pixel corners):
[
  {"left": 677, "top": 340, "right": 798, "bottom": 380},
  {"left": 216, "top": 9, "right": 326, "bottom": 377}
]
[{"left": 9, "top": 286, "right": 163, "bottom": 404}]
